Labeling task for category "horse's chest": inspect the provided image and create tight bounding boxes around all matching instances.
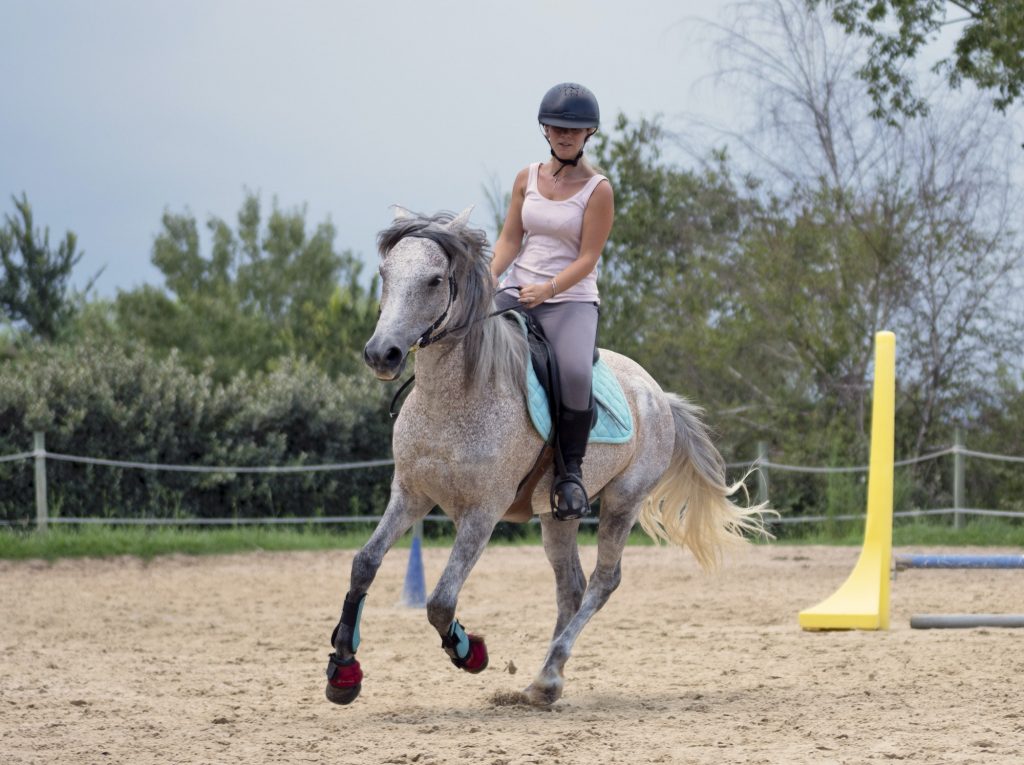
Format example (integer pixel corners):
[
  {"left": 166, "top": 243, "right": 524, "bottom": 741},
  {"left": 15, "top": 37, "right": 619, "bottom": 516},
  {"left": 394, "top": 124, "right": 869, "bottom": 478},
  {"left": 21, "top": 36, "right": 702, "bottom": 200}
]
[
  {"left": 395, "top": 409, "right": 507, "bottom": 464},
  {"left": 392, "top": 400, "right": 532, "bottom": 499}
]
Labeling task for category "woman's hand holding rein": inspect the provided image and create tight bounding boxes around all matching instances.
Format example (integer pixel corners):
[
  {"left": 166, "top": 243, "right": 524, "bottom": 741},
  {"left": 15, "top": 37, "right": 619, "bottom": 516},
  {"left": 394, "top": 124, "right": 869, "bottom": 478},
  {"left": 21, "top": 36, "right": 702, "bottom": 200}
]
[{"left": 517, "top": 281, "right": 558, "bottom": 309}]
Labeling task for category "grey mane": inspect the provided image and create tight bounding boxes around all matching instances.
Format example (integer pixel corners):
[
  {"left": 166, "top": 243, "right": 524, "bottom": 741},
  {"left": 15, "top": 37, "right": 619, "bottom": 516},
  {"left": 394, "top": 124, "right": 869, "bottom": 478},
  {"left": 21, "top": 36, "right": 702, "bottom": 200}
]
[{"left": 377, "top": 211, "right": 526, "bottom": 395}]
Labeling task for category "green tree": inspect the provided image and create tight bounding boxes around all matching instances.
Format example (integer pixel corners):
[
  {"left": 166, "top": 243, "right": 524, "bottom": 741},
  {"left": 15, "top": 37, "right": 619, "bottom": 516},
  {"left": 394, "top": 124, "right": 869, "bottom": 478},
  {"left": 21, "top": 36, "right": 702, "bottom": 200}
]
[
  {"left": 685, "top": 0, "right": 1024, "bottom": 517},
  {"left": 588, "top": 115, "right": 882, "bottom": 500},
  {"left": 116, "top": 193, "right": 378, "bottom": 381},
  {"left": 716, "top": 0, "right": 1024, "bottom": 462},
  {"left": 723, "top": 187, "right": 905, "bottom": 443},
  {"left": 812, "top": 0, "right": 1024, "bottom": 120},
  {"left": 558, "top": 0, "right": 1023, "bottom": 518},
  {"left": 590, "top": 116, "right": 761, "bottom": 400},
  {"left": 0, "top": 193, "right": 88, "bottom": 341},
  {"left": 970, "top": 368, "right": 1024, "bottom": 513}
]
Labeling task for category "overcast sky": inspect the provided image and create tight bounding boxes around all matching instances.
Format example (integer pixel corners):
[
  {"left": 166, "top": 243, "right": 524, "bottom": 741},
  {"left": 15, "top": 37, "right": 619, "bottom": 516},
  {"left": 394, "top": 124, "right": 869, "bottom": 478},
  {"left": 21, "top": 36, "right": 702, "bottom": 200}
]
[
  {"left": 2, "top": 0, "right": 737, "bottom": 296},
  {"left": 3, "top": 1, "right": 1020, "bottom": 299}
]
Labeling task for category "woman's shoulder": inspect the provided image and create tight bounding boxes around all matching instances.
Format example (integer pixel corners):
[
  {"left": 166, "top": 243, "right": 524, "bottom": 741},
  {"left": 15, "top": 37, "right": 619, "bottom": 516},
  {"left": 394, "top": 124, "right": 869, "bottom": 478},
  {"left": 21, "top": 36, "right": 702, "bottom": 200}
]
[
  {"left": 584, "top": 176, "right": 614, "bottom": 212},
  {"left": 586, "top": 173, "right": 613, "bottom": 199},
  {"left": 512, "top": 164, "right": 536, "bottom": 192}
]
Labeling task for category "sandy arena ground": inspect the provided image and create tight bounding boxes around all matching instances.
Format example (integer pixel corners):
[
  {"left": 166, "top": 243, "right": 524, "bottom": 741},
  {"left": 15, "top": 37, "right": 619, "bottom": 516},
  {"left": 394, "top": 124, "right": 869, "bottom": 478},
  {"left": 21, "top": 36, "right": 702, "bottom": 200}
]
[{"left": 2, "top": 542, "right": 1023, "bottom": 764}]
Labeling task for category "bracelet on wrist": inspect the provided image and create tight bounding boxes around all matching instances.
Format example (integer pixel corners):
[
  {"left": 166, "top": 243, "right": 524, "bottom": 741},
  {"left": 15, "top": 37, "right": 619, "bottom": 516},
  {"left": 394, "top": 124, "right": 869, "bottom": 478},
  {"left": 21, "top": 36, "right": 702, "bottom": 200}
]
[{"left": 550, "top": 278, "right": 557, "bottom": 297}]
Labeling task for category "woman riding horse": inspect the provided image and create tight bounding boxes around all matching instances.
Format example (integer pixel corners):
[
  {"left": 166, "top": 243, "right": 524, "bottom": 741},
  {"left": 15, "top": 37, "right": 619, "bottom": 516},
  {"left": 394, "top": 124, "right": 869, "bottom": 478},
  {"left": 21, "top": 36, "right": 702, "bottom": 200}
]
[
  {"left": 490, "top": 82, "right": 613, "bottom": 521},
  {"left": 325, "top": 86, "right": 766, "bottom": 709}
]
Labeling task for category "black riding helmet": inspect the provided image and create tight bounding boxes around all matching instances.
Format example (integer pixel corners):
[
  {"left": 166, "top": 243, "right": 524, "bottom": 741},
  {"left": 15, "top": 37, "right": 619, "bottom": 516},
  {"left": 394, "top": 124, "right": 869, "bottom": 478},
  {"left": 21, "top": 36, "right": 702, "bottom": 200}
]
[
  {"left": 538, "top": 83, "right": 600, "bottom": 174},
  {"left": 537, "top": 82, "right": 600, "bottom": 128}
]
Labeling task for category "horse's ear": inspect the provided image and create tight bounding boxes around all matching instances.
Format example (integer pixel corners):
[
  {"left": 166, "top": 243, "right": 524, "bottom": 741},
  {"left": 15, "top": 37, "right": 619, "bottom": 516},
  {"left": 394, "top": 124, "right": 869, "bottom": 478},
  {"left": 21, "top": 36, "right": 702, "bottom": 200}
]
[
  {"left": 391, "top": 205, "right": 416, "bottom": 220},
  {"left": 445, "top": 205, "right": 475, "bottom": 231}
]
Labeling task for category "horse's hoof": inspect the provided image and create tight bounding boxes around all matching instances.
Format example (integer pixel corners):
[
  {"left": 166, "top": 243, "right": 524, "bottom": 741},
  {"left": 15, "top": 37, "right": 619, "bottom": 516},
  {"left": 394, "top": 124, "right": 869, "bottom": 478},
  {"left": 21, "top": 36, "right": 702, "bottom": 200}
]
[
  {"left": 325, "top": 655, "right": 363, "bottom": 705},
  {"left": 523, "top": 681, "right": 562, "bottom": 707},
  {"left": 460, "top": 634, "right": 489, "bottom": 674},
  {"left": 325, "top": 681, "right": 362, "bottom": 705}
]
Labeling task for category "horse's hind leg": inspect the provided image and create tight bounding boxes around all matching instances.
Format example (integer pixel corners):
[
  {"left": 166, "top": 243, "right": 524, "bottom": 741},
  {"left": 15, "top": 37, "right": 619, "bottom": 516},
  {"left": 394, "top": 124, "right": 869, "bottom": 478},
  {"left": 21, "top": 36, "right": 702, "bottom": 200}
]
[
  {"left": 425, "top": 509, "right": 501, "bottom": 674},
  {"left": 326, "top": 483, "right": 433, "bottom": 705},
  {"left": 540, "top": 515, "right": 587, "bottom": 639},
  {"left": 525, "top": 502, "right": 640, "bottom": 706}
]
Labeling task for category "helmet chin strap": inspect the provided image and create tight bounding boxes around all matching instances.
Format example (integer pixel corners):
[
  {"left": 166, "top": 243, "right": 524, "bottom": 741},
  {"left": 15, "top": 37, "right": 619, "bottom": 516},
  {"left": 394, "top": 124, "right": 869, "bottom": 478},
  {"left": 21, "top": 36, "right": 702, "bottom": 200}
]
[
  {"left": 544, "top": 129, "right": 594, "bottom": 176},
  {"left": 549, "top": 148, "right": 583, "bottom": 176}
]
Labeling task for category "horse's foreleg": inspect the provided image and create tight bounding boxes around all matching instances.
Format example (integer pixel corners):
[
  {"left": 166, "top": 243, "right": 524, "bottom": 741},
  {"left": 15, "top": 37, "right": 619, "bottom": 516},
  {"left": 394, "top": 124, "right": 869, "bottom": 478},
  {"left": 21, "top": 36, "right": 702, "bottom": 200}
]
[
  {"left": 525, "top": 506, "right": 637, "bottom": 706},
  {"left": 540, "top": 515, "right": 587, "bottom": 639},
  {"left": 325, "top": 484, "right": 432, "bottom": 705},
  {"left": 425, "top": 510, "right": 499, "bottom": 674}
]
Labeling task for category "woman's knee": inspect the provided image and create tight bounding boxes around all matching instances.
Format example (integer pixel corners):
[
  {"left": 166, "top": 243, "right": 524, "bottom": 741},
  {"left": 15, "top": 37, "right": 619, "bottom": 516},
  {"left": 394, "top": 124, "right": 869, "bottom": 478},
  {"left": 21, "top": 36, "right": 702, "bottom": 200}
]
[
  {"left": 559, "top": 368, "right": 593, "bottom": 410},
  {"left": 560, "top": 364, "right": 592, "bottom": 393}
]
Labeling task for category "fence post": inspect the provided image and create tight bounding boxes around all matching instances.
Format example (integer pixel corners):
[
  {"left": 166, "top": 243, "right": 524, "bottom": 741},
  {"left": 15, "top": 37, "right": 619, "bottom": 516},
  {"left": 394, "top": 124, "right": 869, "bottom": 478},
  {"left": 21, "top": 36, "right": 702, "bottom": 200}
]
[
  {"left": 34, "top": 431, "right": 48, "bottom": 532},
  {"left": 953, "top": 428, "right": 964, "bottom": 530},
  {"left": 756, "top": 441, "right": 769, "bottom": 506}
]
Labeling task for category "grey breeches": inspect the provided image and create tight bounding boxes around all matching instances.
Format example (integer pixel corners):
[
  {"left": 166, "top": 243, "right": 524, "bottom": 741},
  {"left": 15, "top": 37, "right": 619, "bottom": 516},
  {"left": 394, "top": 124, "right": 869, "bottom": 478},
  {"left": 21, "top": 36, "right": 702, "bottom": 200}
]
[{"left": 495, "top": 291, "right": 599, "bottom": 411}]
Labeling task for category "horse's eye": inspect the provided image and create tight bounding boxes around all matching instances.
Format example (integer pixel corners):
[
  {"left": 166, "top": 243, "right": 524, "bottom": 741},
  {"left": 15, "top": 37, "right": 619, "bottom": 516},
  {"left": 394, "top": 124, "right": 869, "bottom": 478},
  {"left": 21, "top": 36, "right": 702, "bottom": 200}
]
[{"left": 428, "top": 276, "right": 443, "bottom": 287}]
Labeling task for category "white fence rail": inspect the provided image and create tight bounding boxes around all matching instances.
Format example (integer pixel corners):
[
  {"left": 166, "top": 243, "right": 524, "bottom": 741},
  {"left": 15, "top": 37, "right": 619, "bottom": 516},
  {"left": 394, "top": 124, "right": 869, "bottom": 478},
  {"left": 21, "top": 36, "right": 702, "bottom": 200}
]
[{"left": 1, "top": 431, "right": 1022, "bottom": 529}]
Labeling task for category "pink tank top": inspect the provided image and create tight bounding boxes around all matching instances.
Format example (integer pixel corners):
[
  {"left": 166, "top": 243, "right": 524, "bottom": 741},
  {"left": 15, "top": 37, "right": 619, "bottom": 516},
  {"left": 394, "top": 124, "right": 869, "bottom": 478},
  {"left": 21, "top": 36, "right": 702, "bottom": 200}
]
[{"left": 505, "top": 162, "right": 608, "bottom": 303}]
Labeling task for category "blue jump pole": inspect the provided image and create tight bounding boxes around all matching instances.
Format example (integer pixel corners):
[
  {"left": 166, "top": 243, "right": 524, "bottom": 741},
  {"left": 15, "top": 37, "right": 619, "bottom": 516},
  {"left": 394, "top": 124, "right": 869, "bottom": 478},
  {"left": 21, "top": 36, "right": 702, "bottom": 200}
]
[
  {"left": 895, "top": 554, "right": 1024, "bottom": 571},
  {"left": 401, "top": 520, "right": 427, "bottom": 608}
]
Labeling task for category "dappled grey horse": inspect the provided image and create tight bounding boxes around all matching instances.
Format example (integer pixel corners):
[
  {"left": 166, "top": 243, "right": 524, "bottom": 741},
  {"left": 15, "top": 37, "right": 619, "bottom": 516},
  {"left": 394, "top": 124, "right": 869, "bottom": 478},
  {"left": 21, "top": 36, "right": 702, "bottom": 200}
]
[{"left": 325, "top": 207, "right": 765, "bottom": 706}]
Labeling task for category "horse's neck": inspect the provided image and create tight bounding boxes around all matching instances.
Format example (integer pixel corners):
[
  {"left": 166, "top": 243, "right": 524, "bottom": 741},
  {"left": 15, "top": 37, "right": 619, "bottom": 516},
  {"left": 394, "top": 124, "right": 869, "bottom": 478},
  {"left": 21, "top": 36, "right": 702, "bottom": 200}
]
[
  {"left": 411, "top": 344, "right": 476, "bottom": 401},
  {"left": 411, "top": 317, "right": 525, "bottom": 411}
]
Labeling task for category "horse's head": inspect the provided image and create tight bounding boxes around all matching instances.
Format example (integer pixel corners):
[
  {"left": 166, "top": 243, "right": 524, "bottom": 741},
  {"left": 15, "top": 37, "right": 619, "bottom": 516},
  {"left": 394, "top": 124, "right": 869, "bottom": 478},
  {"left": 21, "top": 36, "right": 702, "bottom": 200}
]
[{"left": 364, "top": 206, "right": 491, "bottom": 381}]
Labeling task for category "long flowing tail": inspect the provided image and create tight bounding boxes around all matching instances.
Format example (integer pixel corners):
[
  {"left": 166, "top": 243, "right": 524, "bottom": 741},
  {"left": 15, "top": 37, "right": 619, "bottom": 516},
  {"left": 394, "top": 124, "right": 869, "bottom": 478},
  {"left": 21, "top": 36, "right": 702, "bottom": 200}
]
[{"left": 638, "top": 392, "right": 771, "bottom": 571}]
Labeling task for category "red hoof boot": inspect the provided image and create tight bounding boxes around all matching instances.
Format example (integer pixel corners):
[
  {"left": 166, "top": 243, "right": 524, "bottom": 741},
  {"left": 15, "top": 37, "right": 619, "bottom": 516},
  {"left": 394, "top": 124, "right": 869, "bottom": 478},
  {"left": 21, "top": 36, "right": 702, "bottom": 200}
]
[
  {"left": 461, "top": 634, "right": 489, "bottom": 674},
  {"left": 325, "top": 654, "right": 363, "bottom": 705},
  {"left": 441, "top": 620, "right": 489, "bottom": 674}
]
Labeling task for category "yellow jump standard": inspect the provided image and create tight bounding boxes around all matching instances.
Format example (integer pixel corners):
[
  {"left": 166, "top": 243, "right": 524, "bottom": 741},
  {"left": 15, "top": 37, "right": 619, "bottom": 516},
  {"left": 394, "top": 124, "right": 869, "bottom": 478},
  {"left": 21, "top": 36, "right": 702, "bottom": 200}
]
[{"left": 799, "top": 332, "right": 895, "bottom": 631}]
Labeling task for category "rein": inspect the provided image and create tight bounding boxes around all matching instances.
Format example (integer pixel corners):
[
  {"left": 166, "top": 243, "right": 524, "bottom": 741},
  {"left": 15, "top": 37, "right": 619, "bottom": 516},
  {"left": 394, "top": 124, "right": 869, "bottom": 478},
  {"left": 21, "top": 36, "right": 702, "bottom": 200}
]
[{"left": 389, "top": 286, "right": 523, "bottom": 418}]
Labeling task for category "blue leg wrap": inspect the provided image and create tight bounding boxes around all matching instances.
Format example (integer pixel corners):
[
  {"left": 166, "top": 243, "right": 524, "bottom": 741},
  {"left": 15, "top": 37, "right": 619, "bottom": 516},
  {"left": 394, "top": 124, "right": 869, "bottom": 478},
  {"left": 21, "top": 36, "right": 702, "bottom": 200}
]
[
  {"left": 441, "top": 619, "right": 470, "bottom": 661},
  {"left": 331, "top": 593, "right": 367, "bottom": 653}
]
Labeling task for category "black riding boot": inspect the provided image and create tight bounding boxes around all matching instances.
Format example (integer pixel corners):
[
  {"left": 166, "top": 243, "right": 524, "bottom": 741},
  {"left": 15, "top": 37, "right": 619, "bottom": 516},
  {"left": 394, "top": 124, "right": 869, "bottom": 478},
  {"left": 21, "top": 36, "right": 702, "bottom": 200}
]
[{"left": 552, "top": 405, "right": 595, "bottom": 521}]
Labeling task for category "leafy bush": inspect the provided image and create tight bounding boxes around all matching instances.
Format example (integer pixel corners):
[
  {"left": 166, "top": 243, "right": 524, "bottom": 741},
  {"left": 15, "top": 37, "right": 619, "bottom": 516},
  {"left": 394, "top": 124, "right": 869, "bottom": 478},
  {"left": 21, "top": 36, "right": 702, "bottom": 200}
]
[{"left": 0, "top": 341, "right": 393, "bottom": 522}]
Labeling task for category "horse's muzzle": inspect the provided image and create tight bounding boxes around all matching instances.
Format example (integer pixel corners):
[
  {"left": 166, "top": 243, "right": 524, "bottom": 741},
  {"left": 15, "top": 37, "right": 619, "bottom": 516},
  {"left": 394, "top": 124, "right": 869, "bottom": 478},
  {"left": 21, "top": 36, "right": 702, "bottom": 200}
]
[{"left": 363, "top": 337, "right": 407, "bottom": 381}]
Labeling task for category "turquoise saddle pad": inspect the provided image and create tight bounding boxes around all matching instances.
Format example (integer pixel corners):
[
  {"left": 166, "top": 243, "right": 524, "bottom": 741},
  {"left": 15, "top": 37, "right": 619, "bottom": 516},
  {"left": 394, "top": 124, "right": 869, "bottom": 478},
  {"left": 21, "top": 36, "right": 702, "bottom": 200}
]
[{"left": 509, "top": 313, "right": 634, "bottom": 444}]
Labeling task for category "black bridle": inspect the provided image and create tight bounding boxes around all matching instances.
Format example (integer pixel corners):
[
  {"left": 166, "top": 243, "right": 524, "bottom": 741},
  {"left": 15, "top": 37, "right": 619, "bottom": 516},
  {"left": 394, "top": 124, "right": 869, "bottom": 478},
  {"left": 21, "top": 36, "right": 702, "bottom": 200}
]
[
  {"left": 413, "top": 282, "right": 522, "bottom": 351},
  {"left": 389, "top": 284, "right": 523, "bottom": 417},
  {"left": 411, "top": 273, "right": 459, "bottom": 351}
]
